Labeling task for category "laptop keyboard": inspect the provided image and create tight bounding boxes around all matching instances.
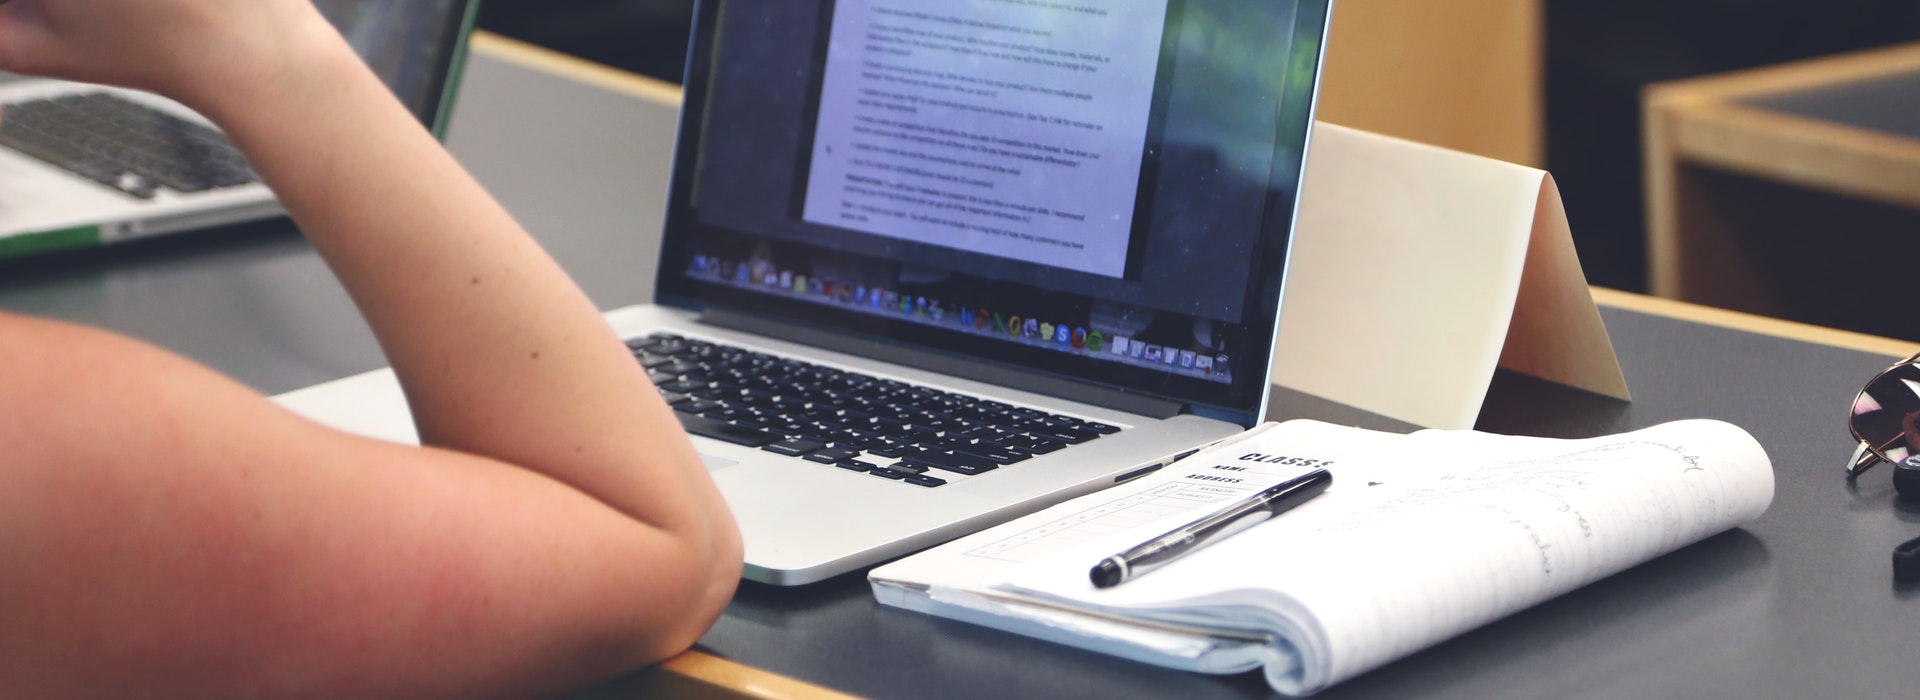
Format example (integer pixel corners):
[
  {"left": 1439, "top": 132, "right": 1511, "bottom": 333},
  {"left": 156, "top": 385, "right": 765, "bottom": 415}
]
[
  {"left": 0, "top": 92, "right": 259, "bottom": 199},
  {"left": 631, "top": 333, "right": 1120, "bottom": 488}
]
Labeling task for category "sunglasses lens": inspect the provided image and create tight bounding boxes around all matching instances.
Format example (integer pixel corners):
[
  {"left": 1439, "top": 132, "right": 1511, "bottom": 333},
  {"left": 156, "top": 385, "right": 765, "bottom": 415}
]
[{"left": 1852, "top": 361, "right": 1920, "bottom": 466}]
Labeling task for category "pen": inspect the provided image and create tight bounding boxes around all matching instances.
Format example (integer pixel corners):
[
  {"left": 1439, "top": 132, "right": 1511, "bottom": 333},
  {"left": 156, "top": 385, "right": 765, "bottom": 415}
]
[{"left": 1090, "top": 468, "right": 1333, "bottom": 588}]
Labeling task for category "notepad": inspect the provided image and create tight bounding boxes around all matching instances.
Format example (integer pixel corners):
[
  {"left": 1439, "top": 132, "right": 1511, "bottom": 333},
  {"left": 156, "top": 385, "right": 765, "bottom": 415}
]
[{"left": 868, "top": 418, "right": 1774, "bottom": 695}]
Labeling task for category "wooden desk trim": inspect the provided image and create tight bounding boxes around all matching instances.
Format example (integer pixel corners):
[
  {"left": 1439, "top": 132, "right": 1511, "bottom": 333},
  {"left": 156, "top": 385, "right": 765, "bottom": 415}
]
[
  {"left": 1643, "top": 42, "right": 1920, "bottom": 298},
  {"left": 652, "top": 653, "right": 862, "bottom": 700},
  {"left": 1662, "top": 102, "right": 1920, "bottom": 211},
  {"left": 470, "top": 31, "right": 683, "bottom": 109},
  {"left": 1591, "top": 287, "right": 1910, "bottom": 358},
  {"left": 1644, "top": 42, "right": 1920, "bottom": 105}
]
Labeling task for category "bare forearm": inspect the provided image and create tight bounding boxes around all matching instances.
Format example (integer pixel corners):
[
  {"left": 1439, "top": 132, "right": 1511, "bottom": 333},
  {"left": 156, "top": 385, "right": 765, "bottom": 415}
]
[
  {"left": 0, "top": 1, "right": 741, "bottom": 692},
  {"left": 0, "top": 313, "right": 732, "bottom": 697},
  {"left": 185, "top": 32, "right": 724, "bottom": 536}
]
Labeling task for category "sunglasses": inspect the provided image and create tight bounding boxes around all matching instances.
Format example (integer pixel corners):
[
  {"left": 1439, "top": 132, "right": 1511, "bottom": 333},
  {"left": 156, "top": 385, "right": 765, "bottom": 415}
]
[{"left": 1848, "top": 351, "right": 1920, "bottom": 480}]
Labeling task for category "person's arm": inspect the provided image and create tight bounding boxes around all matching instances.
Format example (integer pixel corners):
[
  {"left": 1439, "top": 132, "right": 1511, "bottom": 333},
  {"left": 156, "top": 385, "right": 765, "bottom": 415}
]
[{"left": 0, "top": 2, "right": 740, "bottom": 697}]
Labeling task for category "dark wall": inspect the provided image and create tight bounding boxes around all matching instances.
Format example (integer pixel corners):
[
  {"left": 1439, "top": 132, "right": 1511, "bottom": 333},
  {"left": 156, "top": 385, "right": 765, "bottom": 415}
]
[
  {"left": 480, "top": 0, "right": 1920, "bottom": 293},
  {"left": 1546, "top": 0, "right": 1920, "bottom": 292}
]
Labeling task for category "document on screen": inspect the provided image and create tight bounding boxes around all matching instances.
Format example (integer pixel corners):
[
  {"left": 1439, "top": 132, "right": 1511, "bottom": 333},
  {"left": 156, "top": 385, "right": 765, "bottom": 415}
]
[{"left": 800, "top": 0, "right": 1171, "bottom": 279}]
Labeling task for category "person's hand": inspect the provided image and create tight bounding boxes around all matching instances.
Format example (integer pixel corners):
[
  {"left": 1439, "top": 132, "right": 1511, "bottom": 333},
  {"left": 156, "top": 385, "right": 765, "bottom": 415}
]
[{"left": 0, "top": 0, "right": 342, "bottom": 112}]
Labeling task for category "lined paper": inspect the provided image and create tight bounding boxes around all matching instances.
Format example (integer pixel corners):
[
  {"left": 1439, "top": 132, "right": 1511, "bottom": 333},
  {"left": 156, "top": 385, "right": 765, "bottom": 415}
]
[{"left": 978, "top": 419, "right": 1773, "bottom": 695}]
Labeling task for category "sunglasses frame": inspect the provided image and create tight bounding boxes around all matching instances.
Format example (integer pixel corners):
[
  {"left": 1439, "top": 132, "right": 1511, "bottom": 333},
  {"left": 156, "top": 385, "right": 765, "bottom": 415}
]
[{"left": 1848, "top": 351, "right": 1920, "bottom": 478}]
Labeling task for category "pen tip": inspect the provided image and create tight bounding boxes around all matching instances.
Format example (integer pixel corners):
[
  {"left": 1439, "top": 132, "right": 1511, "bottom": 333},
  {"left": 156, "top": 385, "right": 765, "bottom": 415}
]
[{"left": 1090, "top": 558, "right": 1123, "bottom": 588}]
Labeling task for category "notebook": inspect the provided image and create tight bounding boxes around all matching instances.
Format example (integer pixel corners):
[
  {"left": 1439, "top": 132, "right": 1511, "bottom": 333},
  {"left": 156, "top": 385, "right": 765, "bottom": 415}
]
[
  {"left": 868, "top": 418, "right": 1774, "bottom": 695},
  {"left": 0, "top": 0, "right": 479, "bottom": 258},
  {"left": 274, "top": 0, "right": 1336, "bottom": 585}
]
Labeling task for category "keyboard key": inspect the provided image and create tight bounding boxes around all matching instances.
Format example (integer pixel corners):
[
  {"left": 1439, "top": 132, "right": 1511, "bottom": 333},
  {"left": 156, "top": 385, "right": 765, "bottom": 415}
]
[
  {"left": 808, "top": 447, "right": 861, "bottom": 463},
  {"left": 1005, "top": 437, "right": 1067, "bottom": 455},
  {"left": 826, "top": 435, "right": 875, "bottom": 451},
  {"left": 674, "top": 412, "right": 777, "bottom": 447},
  {"left": 868, "top": 443, "right": 913, "bottom": 459},
  {"left": 905, "top": 475, "right": 948, "bottom": 488},
  {"left": 761, "top": 422, "right": 807, "bottom": 437},
  {"left": 658, "top": 379, "right": 708, "bottom": 394},
  {"left": 836, "top": 459, "right": 877, "bottom": 472},
  {"left": 900, "top": 450, "right": 999, "bottom": 476},
  {"left": 952, "top": 444, "right": 1031, "bottom": 465},
  {"left": 762, "top": 438, "right": 825, "bottom": 457},
  {"left": 1028, "top": 427, "right": 1099, "bottom": 445}
]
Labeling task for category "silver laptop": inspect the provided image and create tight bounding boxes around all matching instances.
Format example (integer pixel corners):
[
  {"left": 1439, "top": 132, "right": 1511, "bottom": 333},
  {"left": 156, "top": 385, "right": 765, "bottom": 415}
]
[
  {"left": 0, "top": 0, "right": 478, "bottom": 258},
  {"left": 278, "top": 0, "right": 1334, "bottom": 585}
]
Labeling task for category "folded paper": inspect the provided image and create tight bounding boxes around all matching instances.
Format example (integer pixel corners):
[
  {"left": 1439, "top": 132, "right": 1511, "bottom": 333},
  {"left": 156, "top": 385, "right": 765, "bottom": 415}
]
[{"left": 1272, "top": 123, "right": 1629, "bottom": 429}]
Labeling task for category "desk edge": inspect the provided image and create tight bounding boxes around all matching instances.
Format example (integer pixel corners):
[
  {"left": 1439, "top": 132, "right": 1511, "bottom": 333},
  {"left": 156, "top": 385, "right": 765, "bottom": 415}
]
[
  {"left": 468, "top": 31, "right": 683, "bottom": 109},
  {"left": 652, "top": 651, "right": 862, "bottom": 700},
  {"left": 1591, "top": 287, "right": 1910, "bottom": 358},
  {"left": 1643, "top": 41, "right": 1920, "bottom": 103},
  {"left": 1658, "top": 101, "right": 1920, "bottom": 211}
]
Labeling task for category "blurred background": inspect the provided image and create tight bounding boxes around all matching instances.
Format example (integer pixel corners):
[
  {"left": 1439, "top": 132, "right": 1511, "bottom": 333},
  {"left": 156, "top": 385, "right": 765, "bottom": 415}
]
[{"left": 479, "top": 0, "right": 1920, "bottom": 336}]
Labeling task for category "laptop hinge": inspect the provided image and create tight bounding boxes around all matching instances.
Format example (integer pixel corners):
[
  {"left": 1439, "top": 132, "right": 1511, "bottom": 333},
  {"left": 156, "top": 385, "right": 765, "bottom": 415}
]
[{"left": 698, "top": 308, "right": 1187, "bottom": 420}]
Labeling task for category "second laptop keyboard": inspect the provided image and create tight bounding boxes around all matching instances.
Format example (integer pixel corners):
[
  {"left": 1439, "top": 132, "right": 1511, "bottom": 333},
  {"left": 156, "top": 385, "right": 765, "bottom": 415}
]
[
  {"left": 0, "top": 92, "right": 259, "bottom": 199},
  {"left": 631, "top": 333, "right": 1119, "bottom": 488}
]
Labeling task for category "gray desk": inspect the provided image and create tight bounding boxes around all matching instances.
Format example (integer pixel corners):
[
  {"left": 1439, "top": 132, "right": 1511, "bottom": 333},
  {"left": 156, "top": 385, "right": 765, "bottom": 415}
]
[{"left": 8, "top": 36, "right": 1920, "bottom": 700}]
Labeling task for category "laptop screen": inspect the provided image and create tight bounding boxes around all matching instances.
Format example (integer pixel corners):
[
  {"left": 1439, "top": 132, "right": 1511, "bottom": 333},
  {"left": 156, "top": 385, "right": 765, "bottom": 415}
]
[
  {"left": 657, "top": 0, "right": 1330, "bottom": 424},
  {"left": 316, "top": 0, "right": 475, "bottom": 126}
]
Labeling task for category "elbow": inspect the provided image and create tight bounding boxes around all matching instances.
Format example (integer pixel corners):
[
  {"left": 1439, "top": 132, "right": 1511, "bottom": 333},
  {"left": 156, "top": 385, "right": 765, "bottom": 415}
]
[{"left": 630, "top": 517, "right": 744, "bottom": 665}]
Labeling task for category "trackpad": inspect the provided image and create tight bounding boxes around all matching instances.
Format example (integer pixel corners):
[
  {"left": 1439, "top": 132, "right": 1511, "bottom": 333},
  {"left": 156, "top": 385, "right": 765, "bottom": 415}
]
[{"left": 698, "top": 453, "right": 739, "bottom": 472}]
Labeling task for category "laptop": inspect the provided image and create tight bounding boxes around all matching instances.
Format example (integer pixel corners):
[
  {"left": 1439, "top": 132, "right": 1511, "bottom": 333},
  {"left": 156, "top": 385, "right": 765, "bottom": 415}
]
[
  {"left": 277, "top": 0, "right": 1334, "bottom": 585},
  {"left": 0, "top": 0, "right": 479, "bottom": 258}
]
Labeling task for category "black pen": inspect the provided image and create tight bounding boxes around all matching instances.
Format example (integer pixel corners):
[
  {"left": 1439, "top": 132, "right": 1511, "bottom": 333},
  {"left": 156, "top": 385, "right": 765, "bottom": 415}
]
[{"left": 1090, "top": 468, "right": 1333, "bottom": 588}]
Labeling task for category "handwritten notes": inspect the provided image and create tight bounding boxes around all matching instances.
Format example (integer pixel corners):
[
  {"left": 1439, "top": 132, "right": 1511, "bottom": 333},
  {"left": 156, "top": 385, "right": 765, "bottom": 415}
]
[{"left": 872, "top": 419, "right": 1774, "bottom": 696}]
